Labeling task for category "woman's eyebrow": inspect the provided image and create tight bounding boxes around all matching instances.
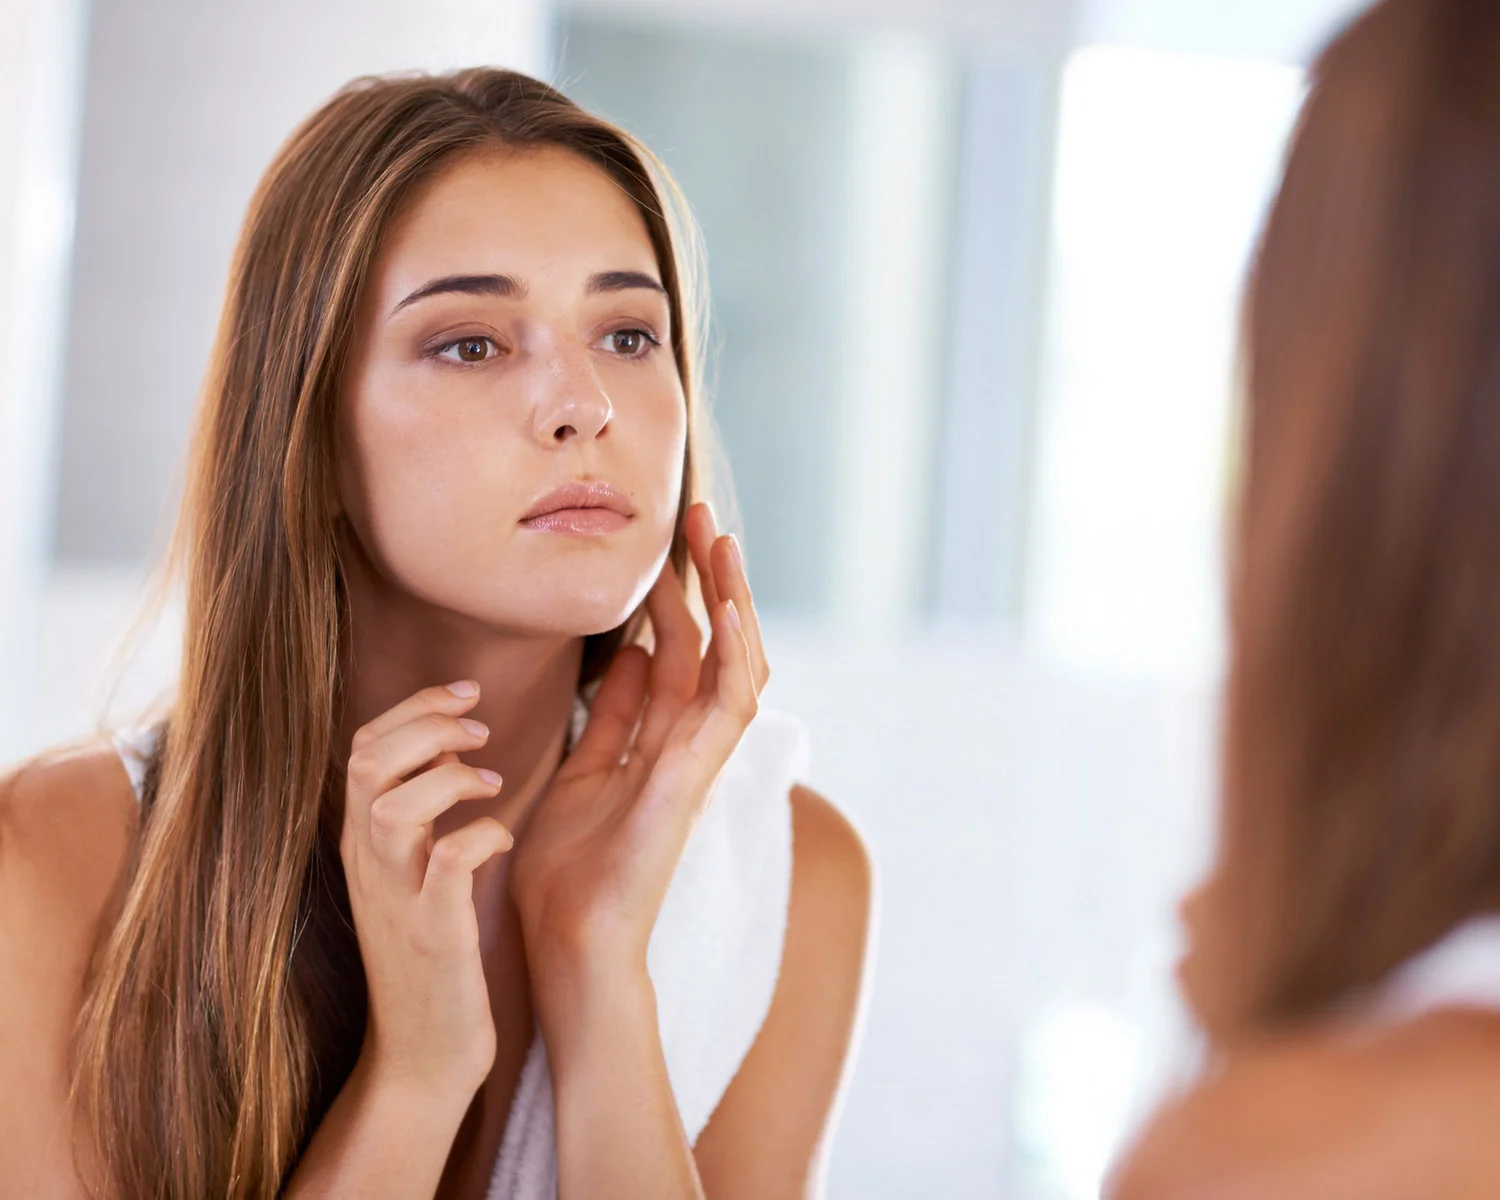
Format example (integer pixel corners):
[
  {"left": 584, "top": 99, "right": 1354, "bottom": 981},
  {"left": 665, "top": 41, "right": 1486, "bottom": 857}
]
[
  {"left": 390, "top": 273, "right": 525, "bottom": 316},
  {"left": 588, "top": 270, "right": 667, "bottom": 297},
  {"left": 389, "top": 269, "right": 666, "bottom": 319}
]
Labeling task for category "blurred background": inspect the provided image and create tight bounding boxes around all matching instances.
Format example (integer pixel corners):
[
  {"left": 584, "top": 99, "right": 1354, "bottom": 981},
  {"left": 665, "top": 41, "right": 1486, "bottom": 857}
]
[{"left": 0, "top": 0, "right": 1365, "bottom": 1194}]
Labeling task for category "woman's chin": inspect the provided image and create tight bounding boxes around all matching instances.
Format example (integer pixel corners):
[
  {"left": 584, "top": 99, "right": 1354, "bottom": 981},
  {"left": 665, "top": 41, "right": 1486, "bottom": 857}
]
[
  {"left": 442, "top": 561, "right": 661, "bottom": 640},
  {"left": 513, "top": 590, "right": 647, "bottom": 640}
]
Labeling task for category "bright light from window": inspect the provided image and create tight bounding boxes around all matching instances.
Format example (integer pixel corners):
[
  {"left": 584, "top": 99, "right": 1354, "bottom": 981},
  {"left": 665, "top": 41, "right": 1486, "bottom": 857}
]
[{"left": 1027, "top": 47, "right": 1305, "bottom": 681}]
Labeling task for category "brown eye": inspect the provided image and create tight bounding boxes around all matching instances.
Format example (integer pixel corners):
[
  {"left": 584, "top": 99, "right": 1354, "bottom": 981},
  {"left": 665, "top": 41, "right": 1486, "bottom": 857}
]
[
  {"left": 597, "top": 328, "right": 658, "bottom": 358},
  {"left": 438, "top": 336, "right": 497, "bottom": 364}
]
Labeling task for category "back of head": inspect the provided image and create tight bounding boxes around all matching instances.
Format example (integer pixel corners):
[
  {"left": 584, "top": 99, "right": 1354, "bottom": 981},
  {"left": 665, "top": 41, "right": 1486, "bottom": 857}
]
[{"left": 1207, "top": 0, "right": 1500, "bottom": 1041}]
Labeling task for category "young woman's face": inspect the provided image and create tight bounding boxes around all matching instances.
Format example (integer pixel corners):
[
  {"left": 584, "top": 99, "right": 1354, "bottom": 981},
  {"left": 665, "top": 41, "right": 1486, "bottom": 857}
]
[{"left": 337, "top": 146, "right": 687, "bottom": 636}]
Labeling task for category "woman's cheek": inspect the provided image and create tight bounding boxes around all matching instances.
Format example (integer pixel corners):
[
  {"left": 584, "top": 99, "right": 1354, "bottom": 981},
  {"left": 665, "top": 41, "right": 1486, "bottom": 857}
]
[
  {"left": 359, "top": 442, "right": 485, "bottom": 570},
  {"left": 647, "top": 386, "right": 689, "bottom": 502}
]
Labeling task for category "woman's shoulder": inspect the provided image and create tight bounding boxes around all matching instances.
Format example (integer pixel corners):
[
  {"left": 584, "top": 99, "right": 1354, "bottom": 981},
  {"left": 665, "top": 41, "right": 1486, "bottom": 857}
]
[
  {"left": 0, "top": 740, "right": 140, "bottom": 983},
  {"left": 0, "top": 741, "right": 138, "bottom": 1193},
  {"left": 788, "top": 784, "right": 873, "bottom": 917},
  {"left": 1, "top": 739, "right": 140, "bottom": 895},
  {"left": 1107, "top": 1008, "right": 1500, "bottom": 1199},
  {"left": 784, "top": 783, "right": 875, "bottom": 1038}
]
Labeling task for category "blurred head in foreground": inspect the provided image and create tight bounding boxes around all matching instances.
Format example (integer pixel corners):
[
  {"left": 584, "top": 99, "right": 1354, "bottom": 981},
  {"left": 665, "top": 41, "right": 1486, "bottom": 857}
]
[{"left": 1189, "top": 0, "right": 1500, "bottom": 1043}]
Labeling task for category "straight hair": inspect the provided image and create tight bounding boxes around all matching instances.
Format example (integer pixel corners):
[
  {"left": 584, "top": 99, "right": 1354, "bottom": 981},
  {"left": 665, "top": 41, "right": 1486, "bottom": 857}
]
[
  {"left": 1209, "top": 0, "right": 1500, "bottom": 1040},
  {"left": 70, "top": 67, "right": 715, "bottom": 1197}
]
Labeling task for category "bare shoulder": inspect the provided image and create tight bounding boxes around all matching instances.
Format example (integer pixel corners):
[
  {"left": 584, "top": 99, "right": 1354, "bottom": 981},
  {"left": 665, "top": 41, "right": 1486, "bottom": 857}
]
[
  {"left": 1108, "top": 1010, "right": 1500, "bottom": 1200},
  {"left": 783, "top": 784, "right": 877, "bottom": 1037},
  {"left": 1, "top": 741, "right": 138, "bottom": 1193},
  {"left": 788, "top": 783, "right": 875, "bottom": 926},
  {"left": 1, "top": 740, "right": 140, "bottom": 917},
  {"left": 692, "top": 786, "right": 875, "bottom": 1196}
]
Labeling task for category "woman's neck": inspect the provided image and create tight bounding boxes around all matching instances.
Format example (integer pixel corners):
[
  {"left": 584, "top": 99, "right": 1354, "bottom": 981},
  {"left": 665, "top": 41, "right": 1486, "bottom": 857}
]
[{"left": 337, "top": 553, "right": 585, "bottom": 840}]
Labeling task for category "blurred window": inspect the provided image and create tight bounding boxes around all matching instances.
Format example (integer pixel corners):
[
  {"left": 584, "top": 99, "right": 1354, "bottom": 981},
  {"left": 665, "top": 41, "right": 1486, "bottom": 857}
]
[
  {"left": 557, "top": 20, "right": 1304, "bottom": 684},
  {"left": 1027, "top": 47, "right": 1304, "bottom": 679},
  {"left": 556, "top": 16, "right": 857, "bottom": 616}
]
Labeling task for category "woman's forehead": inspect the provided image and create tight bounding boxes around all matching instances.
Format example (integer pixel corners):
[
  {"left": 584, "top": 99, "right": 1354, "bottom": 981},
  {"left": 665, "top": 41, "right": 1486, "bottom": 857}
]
[{"left": 371, "top": 146, "right": 660, "bottom": 305}]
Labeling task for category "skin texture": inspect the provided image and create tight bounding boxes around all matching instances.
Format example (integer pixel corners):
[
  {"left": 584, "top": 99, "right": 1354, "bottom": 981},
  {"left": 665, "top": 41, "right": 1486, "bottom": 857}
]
[
  {"left": 1107, "top": 1008, "right": 1500, "bottom": 1200},
  {"left": 0, "top": 147, "right": 874, "bottom": 1199}
]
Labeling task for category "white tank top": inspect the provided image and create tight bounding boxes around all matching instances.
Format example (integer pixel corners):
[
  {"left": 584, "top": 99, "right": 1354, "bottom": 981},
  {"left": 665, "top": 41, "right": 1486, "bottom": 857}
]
[
  {"left": 1356, "top": 914, "right": 1500, "bottom": 1026},
  {"left": 113, "top": 704, "right": 810, "bottom": 1199}
]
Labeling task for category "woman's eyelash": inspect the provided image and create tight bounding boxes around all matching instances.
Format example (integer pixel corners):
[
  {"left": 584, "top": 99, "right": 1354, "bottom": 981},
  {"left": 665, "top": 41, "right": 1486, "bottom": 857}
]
[
  {"left": 602, "top": 327, "right": 663, "bottom": 357},
  {"left": 428, "top": 327, "right": 663, "bottom": 365},
  {"left": 432, "top": 335, "right": 499, "bottom": 364}
]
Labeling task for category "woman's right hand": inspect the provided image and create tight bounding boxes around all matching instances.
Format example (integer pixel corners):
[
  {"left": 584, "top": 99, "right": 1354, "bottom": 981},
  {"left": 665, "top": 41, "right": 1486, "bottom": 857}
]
[{"left": 339, "top": 680, "right": 512, "bottom": 1103}]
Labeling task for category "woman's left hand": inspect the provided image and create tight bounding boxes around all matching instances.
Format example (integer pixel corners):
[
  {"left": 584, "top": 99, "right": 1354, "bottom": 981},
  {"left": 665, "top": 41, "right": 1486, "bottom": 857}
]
[{"left": 507, "top": 501, "right": 771, "bottom": 994}]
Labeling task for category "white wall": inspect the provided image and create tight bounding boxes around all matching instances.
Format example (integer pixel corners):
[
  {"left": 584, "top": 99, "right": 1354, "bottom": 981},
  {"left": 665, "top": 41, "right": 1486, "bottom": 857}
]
[{"left": 0, "top": 0, "right": 89, "bottom": 762}]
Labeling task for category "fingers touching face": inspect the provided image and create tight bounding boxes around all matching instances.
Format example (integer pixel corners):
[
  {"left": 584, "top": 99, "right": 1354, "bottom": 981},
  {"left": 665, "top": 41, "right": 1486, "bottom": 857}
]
[
  {"left": 575, "top": 502, "right": 766, "bottom": 768},
  {"left": 684, "top": 503, "right": 768, "bottom": 691},
  {"left": 567, "top": 644, "right": 651, "bottom": 773},
  {"left": 645, "top": 557, "right": 702, "bottom": 702}
]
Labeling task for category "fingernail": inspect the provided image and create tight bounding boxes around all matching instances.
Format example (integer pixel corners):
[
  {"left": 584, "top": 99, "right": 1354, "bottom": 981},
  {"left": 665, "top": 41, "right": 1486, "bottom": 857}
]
[
  {"left": 447, "top": 680, "right": 479, "bottom": 697},
  {"left": 727, "top": 534, "right": 743, "bottom": 568},
  {"left": 459, "top": 718, "right": 489, "bottom": 738},
  {"left": 726, "top": 599, "right": 741, "bottom": 630},
  {"left": 477, "top": 768, "right": 502, "bottom": 787}
]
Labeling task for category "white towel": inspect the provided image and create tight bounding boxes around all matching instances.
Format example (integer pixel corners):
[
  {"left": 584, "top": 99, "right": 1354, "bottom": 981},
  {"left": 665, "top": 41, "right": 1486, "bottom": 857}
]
[{"left": 485, "top": 706, "right": 807, "bottom": 1198}]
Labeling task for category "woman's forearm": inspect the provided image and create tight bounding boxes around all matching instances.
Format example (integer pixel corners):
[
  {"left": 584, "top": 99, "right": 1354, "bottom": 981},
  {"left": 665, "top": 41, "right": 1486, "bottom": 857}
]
[
  {"left": 282, "top": 1051, "right": 473, "bottom": 1199},
  {"left": 540, "top": 963, "right": 705, "bottom": 1200}
]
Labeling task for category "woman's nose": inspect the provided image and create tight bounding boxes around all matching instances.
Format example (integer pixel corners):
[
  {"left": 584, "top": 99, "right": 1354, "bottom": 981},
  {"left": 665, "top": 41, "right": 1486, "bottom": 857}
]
[{"left": 531, "top": 354, "right": 613, "bottom": 446}]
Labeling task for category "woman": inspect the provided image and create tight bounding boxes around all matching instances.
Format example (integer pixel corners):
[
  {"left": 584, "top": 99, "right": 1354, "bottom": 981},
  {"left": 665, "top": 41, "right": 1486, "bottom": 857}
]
[
  {"left": 1110, "top": 0, "right": 1500, "bottom": 1194},
  {"left": 0, "top": 69, "right": 874, "bottom": 1198}
]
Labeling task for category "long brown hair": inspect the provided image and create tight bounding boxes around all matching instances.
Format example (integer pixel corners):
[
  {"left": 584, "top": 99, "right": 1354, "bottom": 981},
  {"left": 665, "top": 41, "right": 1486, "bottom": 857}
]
[
  {"left": 70, "top": 68, "right": 712, "bottom": 1197},
  {"left": 1204, "top": 0, "right": 1500, "bottom": 1041}
]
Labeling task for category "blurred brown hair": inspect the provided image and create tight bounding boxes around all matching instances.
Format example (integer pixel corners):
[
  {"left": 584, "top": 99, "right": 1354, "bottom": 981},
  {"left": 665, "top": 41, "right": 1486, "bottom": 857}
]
[
  {"left": 68, "top": 68, "right": 712, "bottom": 1198},
  {"left": 1202, "top": 0, "right": 1500, "bottom": 1042}
]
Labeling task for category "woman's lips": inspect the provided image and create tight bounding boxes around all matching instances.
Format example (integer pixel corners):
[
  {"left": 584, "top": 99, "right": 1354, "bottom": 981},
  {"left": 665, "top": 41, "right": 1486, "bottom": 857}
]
[
  {"left": 520, "top": 508, "right": 630, "bottom": 535},
  {"left": 519, "top": 481, "right": 634, "bottom": 536}
]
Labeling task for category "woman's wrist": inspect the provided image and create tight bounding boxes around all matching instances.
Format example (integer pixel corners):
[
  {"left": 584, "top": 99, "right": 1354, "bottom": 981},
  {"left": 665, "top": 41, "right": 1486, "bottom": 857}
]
[
  {"left": 532, "top": 951, "right": 658, "bottom": 1071},
  {"left": 284, "top": 1046, "right": 477, "bottom": 1197},
  {"left": 537, "top": 965, "right": 704, "bottom": 1199},
  {"left": 356, "top": 1027, "right": 491, "bottom": 1123},
  {"left": 361, "top": 1054, "right": 482, "bottom": 1125},
  {"left": 520, "top": 905, "right": 648, "bottom": 1010}
]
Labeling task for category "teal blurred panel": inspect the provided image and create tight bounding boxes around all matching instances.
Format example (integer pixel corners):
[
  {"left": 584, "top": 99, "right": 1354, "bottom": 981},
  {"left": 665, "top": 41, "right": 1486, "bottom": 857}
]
[{"left": 557, "top": 17, "right": 851, "bottom": 616}]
